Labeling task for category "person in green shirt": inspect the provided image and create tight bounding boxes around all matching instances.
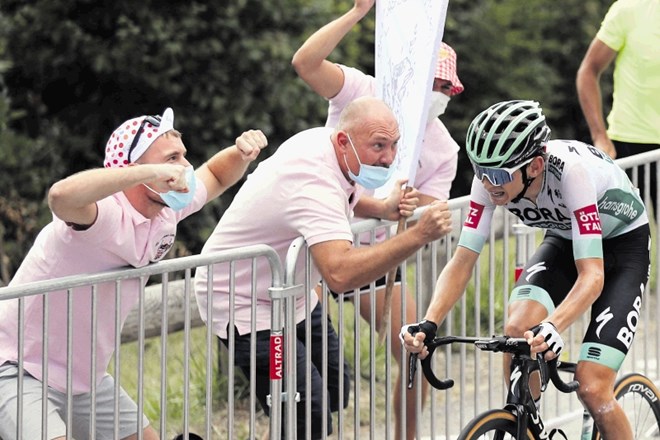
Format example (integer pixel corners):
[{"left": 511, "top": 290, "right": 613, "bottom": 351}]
[{"left": 577, "top": 0, "right": 660, "bottom": 215}]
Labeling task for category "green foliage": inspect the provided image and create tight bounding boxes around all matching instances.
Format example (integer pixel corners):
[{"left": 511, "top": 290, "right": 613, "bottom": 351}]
[
  {"left": 0, "top": 27, "right": 62, "bottom": 283},
  {"left": 0, "top": 0, "right": 347, "bottom": 274},
  {"left": 445, "top": 0, "right": 612, "bottom": 198},
  {"left": 0, "top": 0, "right": 615, "bottom": 279}
]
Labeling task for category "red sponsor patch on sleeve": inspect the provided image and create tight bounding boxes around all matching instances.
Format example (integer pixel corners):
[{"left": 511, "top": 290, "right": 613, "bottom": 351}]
[
  {"left": 464, "top": 201, "right": 485, "bottom": 229},
  {"left": 574, "top": 204, "right": 602, "bottom": 235}
]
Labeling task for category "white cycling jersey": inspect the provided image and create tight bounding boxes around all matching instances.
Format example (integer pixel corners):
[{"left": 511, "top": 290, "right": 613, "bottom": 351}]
[{"left": 459, "top": 139, "right": 649, "bottom": 260}]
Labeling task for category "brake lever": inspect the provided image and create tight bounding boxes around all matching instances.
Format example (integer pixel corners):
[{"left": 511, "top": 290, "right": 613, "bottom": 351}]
[
  {"left": 407, "top": 353, "right": 418, "bottom": 389},
  {"left": 537, "top": 353, "right": 550, "bottom": 392}
]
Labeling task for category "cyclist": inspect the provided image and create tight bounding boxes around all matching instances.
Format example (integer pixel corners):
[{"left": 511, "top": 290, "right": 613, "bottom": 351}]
[{"left": 400, "top": 100, "right": 650, "bottom": 439}]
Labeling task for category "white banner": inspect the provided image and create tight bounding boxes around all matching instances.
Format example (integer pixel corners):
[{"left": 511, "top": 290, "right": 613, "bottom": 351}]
[{"left": 374, "top": 0, "right": 449, "bottom": 198}]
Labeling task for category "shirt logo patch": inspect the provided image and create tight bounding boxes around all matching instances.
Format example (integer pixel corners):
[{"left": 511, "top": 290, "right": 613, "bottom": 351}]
[
  {"left": 598, "top": 189, "right": 644, "bottom": 223},
  {"left": 153, "top": 234, "right": 175, "bottom": 261},
  {"left": 574, "top": 204, "right": 602, "bottom": 235},
  {"left": 464, "top": 201, "right": 485, "bottom": 228},
  {"left": 547, "top": 155, "right": 565, "bottom": 180}
]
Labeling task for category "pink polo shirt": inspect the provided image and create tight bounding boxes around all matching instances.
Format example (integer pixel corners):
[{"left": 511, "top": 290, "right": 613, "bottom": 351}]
[
  {"left": 0, "top": 181, "right": 206, "bottom": 394},
  {"left": 194, "top": 127, "right": 360, "bottom": 339}
]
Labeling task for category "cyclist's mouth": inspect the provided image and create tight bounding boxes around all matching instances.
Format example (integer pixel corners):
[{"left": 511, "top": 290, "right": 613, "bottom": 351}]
[{"left": 489, "top": 190, "right": 508, "bottom": 204}]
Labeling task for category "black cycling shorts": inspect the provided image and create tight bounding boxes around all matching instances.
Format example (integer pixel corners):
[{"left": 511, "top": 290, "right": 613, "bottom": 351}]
[{"left": 510, "top": 224, "right": 650, "bottom": 370}]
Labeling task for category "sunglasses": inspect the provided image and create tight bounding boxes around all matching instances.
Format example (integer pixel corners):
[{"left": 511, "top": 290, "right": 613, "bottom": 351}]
[
  {"left": 128, "top": 115, "right": 161, "bottom": 162},
  {"left": 472, "top": 159, "right": 533, "bottom": 186}
]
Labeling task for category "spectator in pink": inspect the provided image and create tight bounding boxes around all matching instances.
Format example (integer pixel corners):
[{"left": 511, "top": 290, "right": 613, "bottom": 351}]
[
  {"left": 291, "top": 1, "right": 464, "bottom": 438},
  {"left": 0, "top": 107, "right": 267, "bottom": 440},
  {"left": 194, "top": 96, "right": 454, "bottom": 439}
]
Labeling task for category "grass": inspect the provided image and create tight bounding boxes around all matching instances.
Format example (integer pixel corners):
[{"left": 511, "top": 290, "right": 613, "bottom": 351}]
[
  {"left": 113, "top": 328, "right": 273, "bottom": 439},
  {"left": 113, "top": 299, "right": 387, "bottom": 439}
]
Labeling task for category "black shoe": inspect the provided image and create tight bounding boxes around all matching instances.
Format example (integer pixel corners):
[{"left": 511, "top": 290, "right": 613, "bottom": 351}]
[{"left": 172, "top": 433, "right": 203, "bottom": 440}]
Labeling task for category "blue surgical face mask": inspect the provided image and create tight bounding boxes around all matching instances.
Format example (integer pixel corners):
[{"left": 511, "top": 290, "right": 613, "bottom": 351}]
[
  {"left": 343, "top": 134, "right": 394, "bottom": 189},
  {"left": 145, "top": 166, "right": 197, "bottom": 211}
]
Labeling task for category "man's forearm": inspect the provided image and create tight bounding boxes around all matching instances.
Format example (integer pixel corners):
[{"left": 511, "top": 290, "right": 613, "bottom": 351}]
[
  {"left": 49, "top": 166, "right": 161, "bottom": 209},
  {"left": 354, "top": 195, "right": 387, "bottom": 219},
  {"left": 424, "top": 248, "right": 478, "bottom": 325},
  {"left": 577, "top": 68, "right": 608, "bottom": 143},
  {"left": 204, "top": 147, "right": 249, "bottom": 189},
  {"left": 344, "top": 226, "right": 429, "bottom": 290}
]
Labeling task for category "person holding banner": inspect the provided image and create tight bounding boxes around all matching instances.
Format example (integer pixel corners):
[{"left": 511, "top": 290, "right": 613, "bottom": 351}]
[
  {"left": 401, "top": 100, "right": 649, "bottom": 439},
  {"left": 194, "top": 96, "right": 453, "bottom": 439},
  {"left": 291, "top": 1, "right": 463, "bottom": 438}
]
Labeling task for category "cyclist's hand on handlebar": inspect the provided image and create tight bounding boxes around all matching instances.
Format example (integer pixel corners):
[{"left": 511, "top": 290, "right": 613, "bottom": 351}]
[
  {"left": 525, "top": 322, "right": 564, "bottom": 361},
  {"left": 399, "top": 319, "right": 438, "bottom": 359}
]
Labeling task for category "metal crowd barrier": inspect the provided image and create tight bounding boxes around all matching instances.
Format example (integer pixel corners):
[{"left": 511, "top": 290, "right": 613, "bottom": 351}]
[
  {"left": 0, "top": 149, "right": 658, "bottom": 439},
  {"left": 0, "top": 245, "right": 282, "bottom": 440}
]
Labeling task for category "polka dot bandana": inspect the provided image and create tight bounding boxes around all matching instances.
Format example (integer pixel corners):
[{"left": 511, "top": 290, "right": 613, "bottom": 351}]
[
  {"left": 104, "top": 108, "right": 175, "bottom": 168},
  {"left": 434, "top": 42, "right": 464, "bottom": 96}
]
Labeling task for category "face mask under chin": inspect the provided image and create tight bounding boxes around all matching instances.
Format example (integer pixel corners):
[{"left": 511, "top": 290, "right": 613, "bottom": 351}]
[{"left": 344, "top": 134, "right": 395, "bottom": 189}]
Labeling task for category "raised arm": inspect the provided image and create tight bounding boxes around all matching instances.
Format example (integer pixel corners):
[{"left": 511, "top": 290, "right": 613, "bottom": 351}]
[
  {"left": 196, "top": 129, "right": 268, "bottom": 203},
  {"left": 576, "top": 37, "right": 618, "bottom": 158},
  {"left": 48, "top": 164, "right": 189, "bottom": 226},
  {"left": 291, "top": 0, "right": 375, "bottom": 99}
]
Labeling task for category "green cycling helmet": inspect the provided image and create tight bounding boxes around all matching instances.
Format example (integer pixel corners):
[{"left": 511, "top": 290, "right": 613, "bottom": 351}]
[{"left": 466, "top": 100, "right": 550, "bottom": 169}]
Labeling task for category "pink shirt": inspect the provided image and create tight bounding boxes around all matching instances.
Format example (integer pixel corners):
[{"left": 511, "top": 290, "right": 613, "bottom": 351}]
[
  {"left": 0, "top": 182, "right": 206, "bottom": 394},
  {"left": 326, "top": 64, "right": 459, "bottom": 201},
  {"left": 194, "top": 127, "right": 360, "bottom": 338}
]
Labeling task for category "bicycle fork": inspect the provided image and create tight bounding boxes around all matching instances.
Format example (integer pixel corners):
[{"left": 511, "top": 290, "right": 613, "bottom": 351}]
[{"left": 507, "top": 363, "right": 565, "bottom": 439}]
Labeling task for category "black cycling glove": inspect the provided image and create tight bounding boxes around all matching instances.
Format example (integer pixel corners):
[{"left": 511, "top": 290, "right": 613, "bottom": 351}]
[{"left": 399, "top": 319, "right": 438, "bottom": 345}]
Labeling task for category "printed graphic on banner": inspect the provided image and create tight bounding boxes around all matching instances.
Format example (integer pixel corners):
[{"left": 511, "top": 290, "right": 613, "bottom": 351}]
[{"left": 374, "top": 0, "right": 449, "bottom": 198}]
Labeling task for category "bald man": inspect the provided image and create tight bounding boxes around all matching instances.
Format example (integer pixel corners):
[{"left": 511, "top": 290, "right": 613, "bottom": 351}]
[{"left": 195, "top": 96, "right": 453, "bottom": 439}]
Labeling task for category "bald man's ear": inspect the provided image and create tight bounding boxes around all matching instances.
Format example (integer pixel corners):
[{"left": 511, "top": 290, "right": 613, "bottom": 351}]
[{"left": 336, "top": 131, "right": 350, "bottom": 153}]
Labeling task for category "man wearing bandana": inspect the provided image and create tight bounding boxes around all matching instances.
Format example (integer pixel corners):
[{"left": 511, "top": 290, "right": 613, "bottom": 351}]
[{"left": 0, "top": 107, "right": 267, "bottom": 440}]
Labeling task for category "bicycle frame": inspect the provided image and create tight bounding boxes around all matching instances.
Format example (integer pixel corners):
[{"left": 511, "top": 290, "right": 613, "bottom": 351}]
[
  {"left": 409, "top": 335, "right": 579, "bottom": 439},
  {"left": 503, "top": 350, "right": 575, "bottom": 439}
]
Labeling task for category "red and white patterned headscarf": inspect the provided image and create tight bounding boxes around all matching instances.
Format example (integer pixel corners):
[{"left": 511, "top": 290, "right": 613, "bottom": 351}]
[
  {"left": 104, "top": 108, "right": 174, "bottom": 168},
  {"left": 434, "top": 43, "right": 464, "bottom": 96}
]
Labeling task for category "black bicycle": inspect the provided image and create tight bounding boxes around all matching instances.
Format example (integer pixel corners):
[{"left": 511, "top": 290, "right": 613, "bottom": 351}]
[{"left": 409, "top": 335, "right": 660, "bottom": 439}]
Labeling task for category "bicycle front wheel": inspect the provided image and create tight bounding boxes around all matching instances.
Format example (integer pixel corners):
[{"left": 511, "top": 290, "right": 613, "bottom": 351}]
[
  {"left": 592, "top": 373, "right": 660, "bottom": 439},
  {"left": 458, "top": 409, "right": 533, "bottom": 439}
]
